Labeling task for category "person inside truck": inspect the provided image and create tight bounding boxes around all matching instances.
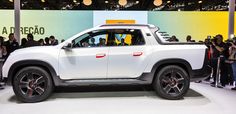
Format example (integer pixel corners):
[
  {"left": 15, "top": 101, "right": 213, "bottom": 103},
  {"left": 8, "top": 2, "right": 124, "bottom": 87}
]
[
  {"left": 97, "top": 38, "right": 106, "bottom": 47},
  {"left": 90, "top": 38, "right": 96, "bottom": 47},
  {"left": 107, "top": 38, "right": 117, "bottom": 46},
  {"left": 118, "top": 38, "right": 128, "bottom": 46}
]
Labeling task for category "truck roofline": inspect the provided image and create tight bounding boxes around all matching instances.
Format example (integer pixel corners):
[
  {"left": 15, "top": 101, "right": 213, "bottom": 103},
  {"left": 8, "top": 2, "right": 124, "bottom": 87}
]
[{"left": 100, "top": 24, "right": 158, "bottom": 29}]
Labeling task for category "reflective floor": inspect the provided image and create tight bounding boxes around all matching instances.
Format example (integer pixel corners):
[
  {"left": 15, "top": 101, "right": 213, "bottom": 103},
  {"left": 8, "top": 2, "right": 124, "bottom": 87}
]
[{"left": 0, "top": 83, "right": 235, "bottom": 114}]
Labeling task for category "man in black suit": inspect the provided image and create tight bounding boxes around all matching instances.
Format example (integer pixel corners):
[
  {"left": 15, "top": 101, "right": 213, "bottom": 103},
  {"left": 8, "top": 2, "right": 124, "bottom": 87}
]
[
  {"left": 24, "top": 33, "right": 40, "bottom": 47},
  {"left": 4, "top": 33, "right": 19, "bottom": 58}
]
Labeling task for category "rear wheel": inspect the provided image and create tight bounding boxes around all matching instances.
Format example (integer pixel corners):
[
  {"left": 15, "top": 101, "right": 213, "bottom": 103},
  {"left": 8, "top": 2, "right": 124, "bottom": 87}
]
[
  {"left": 13, "top": 66, "right": 54, "bottom": 103},
  {"left": 153, "top": 65, "right": 190, "bottom": 100}
]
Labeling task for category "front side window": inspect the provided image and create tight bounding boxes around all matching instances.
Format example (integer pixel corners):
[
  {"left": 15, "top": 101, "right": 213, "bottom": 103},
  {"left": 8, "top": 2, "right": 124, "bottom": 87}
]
[{"left": 72, "top": 30, "right": 109, "bottom": 48}]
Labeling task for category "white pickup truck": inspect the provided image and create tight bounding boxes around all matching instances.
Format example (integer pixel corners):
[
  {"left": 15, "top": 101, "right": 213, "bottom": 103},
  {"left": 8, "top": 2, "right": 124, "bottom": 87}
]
[{"left": 1, "top": 24, "right": 211, "bottom": 102}]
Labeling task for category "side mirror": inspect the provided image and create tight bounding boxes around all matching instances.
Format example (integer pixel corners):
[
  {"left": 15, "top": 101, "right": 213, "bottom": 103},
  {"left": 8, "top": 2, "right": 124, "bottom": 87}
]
[{"left": 62, "top": 42, "right": 72, "bottom": 50}]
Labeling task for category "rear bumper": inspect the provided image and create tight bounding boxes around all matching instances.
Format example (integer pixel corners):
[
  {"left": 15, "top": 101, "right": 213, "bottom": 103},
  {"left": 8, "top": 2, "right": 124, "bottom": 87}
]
[{"left": 190, "top": 65, "right": 211, "bottom": 82}]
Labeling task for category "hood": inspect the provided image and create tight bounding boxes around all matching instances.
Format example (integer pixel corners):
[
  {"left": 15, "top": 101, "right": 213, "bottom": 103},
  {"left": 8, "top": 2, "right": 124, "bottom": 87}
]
[{"left": 10, "top": 46, "right": 59, "bottom": 56}]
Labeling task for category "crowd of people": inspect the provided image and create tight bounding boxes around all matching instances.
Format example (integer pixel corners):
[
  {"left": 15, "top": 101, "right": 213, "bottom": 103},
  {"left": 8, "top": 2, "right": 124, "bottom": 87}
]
[
  {"left": 0, "top": 33, "right": 61, "bottom": 89},
  {"left": 204, "top": 34, "right": 236, "bottom": 90},
  {"left": 180, "top": 34, "right": 236, "bottom": 90},
  {"left": 0, "top": 33, "right": 61, "bottom": 59}
]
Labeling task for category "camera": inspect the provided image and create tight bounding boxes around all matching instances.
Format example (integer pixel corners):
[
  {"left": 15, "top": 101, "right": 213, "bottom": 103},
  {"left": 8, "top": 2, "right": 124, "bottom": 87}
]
[
  {"left": 210, "top": 37, "right": 217, "bottom": 44},
  {"left": 225, "top": 39, "right": 233, "bottom": 46}
]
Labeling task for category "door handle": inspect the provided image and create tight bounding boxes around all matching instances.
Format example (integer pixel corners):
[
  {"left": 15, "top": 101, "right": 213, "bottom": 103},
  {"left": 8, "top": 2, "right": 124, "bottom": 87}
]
[
  {"left": 96, "top": 53, "right": 106, "bottom": 58},
  {"left": 133, "top": 52, "right": 143, "bottom": 56}
]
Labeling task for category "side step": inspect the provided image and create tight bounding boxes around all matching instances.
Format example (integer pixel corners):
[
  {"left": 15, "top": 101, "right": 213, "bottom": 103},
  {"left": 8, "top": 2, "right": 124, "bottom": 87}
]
[{"left": 57, "top": 78, "right": 150, "bottom": 86}]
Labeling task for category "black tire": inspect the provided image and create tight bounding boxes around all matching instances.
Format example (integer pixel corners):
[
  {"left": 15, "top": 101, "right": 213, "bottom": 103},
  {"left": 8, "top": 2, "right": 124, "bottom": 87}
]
[
  {"left": 13, "top": 66, "right": 54, "bottom": 103},
  {"left": 153, "top": 65, "right": 190, "bottom": 100}
]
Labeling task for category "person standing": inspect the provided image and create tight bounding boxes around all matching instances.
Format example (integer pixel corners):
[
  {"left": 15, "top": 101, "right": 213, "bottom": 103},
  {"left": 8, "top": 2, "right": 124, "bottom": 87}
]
[
  {"left": 0, "top": 36, "right": 7, "bottom": 58},
  {"left": 20, "top": 38, "right": 27, "bottom": 48},
  {"left": 228, "top": 41, "right": 236, "bottom": 90},
  {"left": 61, "top": 39, "right": 65, "bottom": 43},
  {"left": 24, "top": 33, "right": 40, "bottom": 47},
  {"left": 0, "top": 36, "right": 7, "bottom": 89},
  {"left": 168, "top": 35, "right": 179, "bottom": 42},
  {"left": 4, "top": 33, "right": 19, "bottom": 58},
  {"left": 210, "top": 34, "right": 228, "bottom": 87},
  {"left": 44, "top": 37, "right": 50, "bottom": 46},
  {"left": 49, "top": 36, "right": 58, "bottom": 45},
  {"left": 186, "top": 35, "right": 192, "bottom": 42},
  {"left": 38, "top": 39, "right": 44, "bottom": 46}
]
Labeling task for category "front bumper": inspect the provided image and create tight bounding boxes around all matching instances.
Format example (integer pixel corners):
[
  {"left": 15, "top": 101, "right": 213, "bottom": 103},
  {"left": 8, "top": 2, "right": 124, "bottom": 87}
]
[{"left": 190, "top": 65, "right": 211, "bottom": 82}]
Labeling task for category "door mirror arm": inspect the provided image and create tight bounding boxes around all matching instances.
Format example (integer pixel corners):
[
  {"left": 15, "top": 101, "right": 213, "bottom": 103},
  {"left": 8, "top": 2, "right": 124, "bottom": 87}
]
[{"left": 62, "top": 42, "right": 72, "bottom": 50}]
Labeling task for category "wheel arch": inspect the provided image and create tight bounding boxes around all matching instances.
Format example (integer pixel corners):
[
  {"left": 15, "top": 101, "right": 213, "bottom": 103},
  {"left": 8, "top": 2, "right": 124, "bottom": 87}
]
[
  {"left": 7, "top": 60, "right": 59, "bottom": 86},
  {"left": 150, "top": 59, "right": 192, "bottom": 82}
]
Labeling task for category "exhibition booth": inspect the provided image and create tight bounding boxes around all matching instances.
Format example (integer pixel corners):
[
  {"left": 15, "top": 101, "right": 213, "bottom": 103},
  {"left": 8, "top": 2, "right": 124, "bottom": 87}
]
[{"left": 0, "top": 0, "right": 236, "bottom": 114}]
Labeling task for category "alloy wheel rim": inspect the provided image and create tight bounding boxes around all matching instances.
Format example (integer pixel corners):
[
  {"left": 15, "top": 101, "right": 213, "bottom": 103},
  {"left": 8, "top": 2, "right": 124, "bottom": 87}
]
[
  {"left": 19, "top": 72, "right": 46, "bottom": 97},
  {"left": 160, "top": 69, "right": 185, "bottom": 96}
]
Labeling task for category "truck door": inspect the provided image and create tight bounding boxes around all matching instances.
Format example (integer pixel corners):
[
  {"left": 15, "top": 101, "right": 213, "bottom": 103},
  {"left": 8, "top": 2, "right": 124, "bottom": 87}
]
[{"left": 107, "top": 29, "right": 151, "bottom": 78}]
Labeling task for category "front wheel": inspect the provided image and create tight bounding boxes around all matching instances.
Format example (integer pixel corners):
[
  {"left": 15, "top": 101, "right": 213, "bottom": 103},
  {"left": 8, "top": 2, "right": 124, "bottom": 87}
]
[
  {"left": 153, "top": 65, "right": 190, "bottom": 100},
  {"left": 13, "top": 66, "right": 54, "bottom": 103}
]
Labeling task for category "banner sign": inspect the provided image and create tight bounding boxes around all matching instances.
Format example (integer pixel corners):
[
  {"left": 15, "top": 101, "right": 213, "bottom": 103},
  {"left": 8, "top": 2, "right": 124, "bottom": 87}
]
[{"left": 0, "top": 10, "right": 233, "bottom": 42}]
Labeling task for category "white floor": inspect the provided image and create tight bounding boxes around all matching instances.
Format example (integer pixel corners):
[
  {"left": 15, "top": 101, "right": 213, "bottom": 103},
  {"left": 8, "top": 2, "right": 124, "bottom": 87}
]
[{"left": 0, "top": 82, "right": 235, "bottom": 114}]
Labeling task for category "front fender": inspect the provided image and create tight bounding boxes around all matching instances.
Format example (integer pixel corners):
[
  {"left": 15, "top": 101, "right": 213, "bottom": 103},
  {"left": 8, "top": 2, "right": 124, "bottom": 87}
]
[{"left": 5, "top": 60, "right": 59, "bottom": 85}]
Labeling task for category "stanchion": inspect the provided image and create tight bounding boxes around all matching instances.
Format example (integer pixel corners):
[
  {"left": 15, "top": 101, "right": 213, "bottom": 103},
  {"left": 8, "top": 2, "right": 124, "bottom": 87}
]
[{"left": 215, "top": 55, "right": 223, "bottom": 87}]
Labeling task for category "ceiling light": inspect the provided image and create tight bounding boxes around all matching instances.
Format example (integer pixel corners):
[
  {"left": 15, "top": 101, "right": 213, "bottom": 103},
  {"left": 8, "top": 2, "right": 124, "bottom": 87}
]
[
  {"left": 73, "top": 0, "right": 77, "bottom": 3},
  {"left": 119, "top": 0, "right": 127, "bottom": 6},
  {"left": 105, "top": 0, "right": 109, "bottom": 3},
  {"left": 230, "top": 34, "right": 235, "bottom": 39},
  {"left": 153, "top": 0, "right": 162, "bottom": 6},
  {"left": 41, "top": 0, "right": 45, "bottom": 3},
  {"left": 198, "top": 1, "right": 202, "bottom": 4},
  {"left": 136, "top": 1, "right": 139, "bottom": 4},
  {"left": 167, "top": 1, "right": 171, "bottom": 4},
  {"left": 9, "top": 0, "right": 13, "bottom": 2},
  {"left": 83, "top": 0, "right": 92, "bottom": 6}
]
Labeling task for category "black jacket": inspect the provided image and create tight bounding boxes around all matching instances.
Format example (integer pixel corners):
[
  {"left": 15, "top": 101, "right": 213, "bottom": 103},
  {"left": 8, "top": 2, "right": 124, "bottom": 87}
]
[
  {"left": 4, "top": 40, "right": 19, "bottom": 57},
  {"left": 24, "top": 40, "right": 40, "bottom": 47}
]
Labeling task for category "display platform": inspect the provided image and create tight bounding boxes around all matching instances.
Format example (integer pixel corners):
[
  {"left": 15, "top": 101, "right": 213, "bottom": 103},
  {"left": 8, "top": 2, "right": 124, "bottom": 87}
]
[{"left": 0, "top": 83, "right": 235, "bottom": 114}]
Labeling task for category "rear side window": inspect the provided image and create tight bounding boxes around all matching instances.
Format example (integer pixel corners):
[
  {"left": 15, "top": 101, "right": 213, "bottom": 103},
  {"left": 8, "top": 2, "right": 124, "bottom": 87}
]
[{"left": 108, "top": 29, "right": 145, "bottom": 46}]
